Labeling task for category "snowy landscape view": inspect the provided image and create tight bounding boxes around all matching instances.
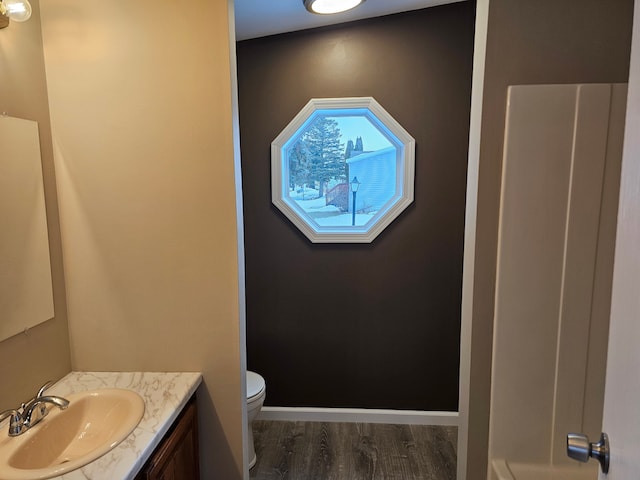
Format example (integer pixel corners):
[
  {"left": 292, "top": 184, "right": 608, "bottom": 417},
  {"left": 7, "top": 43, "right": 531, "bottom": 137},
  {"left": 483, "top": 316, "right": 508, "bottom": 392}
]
[{"left": 286, "top": 114, "right": 397, "bottom": 227}]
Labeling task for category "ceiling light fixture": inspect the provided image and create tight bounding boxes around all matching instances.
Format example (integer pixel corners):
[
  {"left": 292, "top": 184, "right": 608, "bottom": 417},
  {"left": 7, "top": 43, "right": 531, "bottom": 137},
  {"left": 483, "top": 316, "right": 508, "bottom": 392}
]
[
  {"left": 303, "top": 0, "right": 366, "bottom": 15},
  {"left": 0, "top": 0, "right": 32, "bottom": 29}
]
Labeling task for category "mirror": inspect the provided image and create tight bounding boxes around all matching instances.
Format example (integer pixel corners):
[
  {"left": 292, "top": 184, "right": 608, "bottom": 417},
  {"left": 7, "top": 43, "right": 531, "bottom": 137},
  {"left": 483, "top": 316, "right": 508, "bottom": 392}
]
[{"left": 0, "top": 115, "right": 54, "bottom": 340}]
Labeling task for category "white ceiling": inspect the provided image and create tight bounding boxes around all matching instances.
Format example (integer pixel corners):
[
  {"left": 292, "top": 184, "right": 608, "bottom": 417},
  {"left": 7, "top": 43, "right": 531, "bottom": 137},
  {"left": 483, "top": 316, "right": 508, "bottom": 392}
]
[{"left": 233, "top": 0, "right": 465, "bottom": 41}]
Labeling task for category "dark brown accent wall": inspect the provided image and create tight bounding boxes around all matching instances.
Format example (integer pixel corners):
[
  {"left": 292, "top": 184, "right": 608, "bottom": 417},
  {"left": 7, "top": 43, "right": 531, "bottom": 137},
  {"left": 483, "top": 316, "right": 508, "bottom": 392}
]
[{"left": 237, "top": 2, "right": 475, "bottom": 410}]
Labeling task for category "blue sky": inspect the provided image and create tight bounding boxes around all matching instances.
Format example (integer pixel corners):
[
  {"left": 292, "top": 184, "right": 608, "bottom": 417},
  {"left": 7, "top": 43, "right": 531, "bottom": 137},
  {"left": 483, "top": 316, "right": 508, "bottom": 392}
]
[{"left": 331, "top": 116, "right": 393, "bottom": 151}]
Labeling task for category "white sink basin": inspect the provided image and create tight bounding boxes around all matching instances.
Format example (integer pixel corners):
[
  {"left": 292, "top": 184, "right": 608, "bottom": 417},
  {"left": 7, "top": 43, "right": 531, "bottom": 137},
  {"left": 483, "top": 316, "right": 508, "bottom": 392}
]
[{"left": 0, "top": 389, "right": 144, "bottom": 480}]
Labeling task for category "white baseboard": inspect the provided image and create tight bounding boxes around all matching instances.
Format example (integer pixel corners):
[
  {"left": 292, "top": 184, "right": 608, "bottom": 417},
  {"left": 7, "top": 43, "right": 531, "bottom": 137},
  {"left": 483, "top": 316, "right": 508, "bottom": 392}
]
[{"left": 257, "top": 406, "right": 459, "bottom": 426}]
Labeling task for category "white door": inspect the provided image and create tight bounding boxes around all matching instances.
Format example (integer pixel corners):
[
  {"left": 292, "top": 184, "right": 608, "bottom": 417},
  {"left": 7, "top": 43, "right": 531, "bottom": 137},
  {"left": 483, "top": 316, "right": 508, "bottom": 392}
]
[{"left": 598, "top": 2, "right": 640, "bottom": 477}]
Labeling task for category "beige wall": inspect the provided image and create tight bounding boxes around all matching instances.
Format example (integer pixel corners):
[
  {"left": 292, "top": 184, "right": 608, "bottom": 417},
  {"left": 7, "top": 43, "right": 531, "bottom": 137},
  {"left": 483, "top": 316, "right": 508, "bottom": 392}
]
[
  {"left": 39, "top": 1, "right": 243, "bottom": 478},
  {"left": 0, "top": 0, "right": 71, "bottom": 412},
  {"left": 465, "top": 0, "right": 634, "bottom": 478}
]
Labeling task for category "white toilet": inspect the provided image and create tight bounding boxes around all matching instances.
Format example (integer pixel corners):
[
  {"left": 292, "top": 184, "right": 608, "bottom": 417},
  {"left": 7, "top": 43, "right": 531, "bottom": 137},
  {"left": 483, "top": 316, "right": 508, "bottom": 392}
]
[{"left": 246, "top": 371, "right": 266, "bottom": 469}]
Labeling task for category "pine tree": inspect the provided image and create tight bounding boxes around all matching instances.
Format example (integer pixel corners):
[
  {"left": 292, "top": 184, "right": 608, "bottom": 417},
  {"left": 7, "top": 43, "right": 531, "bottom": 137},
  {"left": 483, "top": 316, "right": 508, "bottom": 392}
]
[
  {"left": 344, "top": 139, "right": 354, "bottom": 159},
  {"left": 354, "top": 136, "right": 364, "bottom": 153},
  {"left": 301, "top": 116, "right": 345, "bottom": 197},
  {"left": 288, "top": 140, "right": 311, "bottom": 198}
]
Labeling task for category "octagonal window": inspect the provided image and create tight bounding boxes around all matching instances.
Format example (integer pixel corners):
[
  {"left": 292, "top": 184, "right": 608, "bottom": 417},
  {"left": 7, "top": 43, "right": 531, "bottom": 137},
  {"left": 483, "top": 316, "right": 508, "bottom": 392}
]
[{"left": 271, "top": 97, "right": 415, "bottom": 243}]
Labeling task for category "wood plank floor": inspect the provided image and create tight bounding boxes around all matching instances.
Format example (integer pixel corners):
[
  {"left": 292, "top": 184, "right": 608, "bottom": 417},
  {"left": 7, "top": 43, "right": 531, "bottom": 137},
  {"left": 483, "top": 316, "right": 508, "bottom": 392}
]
[{"left": 249, "top": 421, "right": 457, "bottom": 480}]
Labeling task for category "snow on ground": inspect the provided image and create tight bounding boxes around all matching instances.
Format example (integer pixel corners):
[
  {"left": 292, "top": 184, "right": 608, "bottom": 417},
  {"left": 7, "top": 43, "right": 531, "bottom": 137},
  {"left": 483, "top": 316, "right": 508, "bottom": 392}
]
[
  {"left": 298, "top": 196, "right": 339, "bottom": 212},
  {"left": 289, "top": 186, "right": 319, "bottom": 201},
  {"left": 289, "top": 187, "right": 375, "bottom": 227},
  {"left": 314, "top": 213, "right": 374, "bottom": 227}
]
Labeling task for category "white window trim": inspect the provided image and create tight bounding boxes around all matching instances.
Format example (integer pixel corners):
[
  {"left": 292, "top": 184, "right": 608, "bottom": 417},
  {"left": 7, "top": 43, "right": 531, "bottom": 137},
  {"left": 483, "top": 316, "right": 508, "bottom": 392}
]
[{"left": 271, "top": 97, "right": 415, "bottom": 243}]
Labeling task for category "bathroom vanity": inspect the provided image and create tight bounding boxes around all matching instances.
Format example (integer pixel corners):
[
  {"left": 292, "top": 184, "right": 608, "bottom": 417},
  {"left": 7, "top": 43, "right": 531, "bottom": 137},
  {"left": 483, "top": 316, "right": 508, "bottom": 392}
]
[
  {"left": 0, "top": 372, "right": 202, "bottom": 480},
  {"left": 135, "top": 395, "right": 199, "bottom": 479}
]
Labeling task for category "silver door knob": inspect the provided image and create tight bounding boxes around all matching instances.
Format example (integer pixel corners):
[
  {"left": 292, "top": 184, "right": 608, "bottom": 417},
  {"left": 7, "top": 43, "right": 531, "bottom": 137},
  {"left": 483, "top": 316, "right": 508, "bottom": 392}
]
[{"left": 567, "top": 432, "right": 610, "bottom": 474}]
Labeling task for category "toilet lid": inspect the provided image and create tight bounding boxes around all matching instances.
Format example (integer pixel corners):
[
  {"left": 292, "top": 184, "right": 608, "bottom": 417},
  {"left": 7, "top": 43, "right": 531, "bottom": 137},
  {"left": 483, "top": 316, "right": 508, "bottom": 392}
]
[{"left": 246, "top": 371, "right": 265, "bottom": 400}]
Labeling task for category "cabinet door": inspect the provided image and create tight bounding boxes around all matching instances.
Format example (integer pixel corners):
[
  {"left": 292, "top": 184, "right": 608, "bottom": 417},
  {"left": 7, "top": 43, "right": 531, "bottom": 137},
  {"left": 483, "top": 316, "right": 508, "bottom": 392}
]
[{"left": 139, "top": 398, "right": 200, "bottom": 480}]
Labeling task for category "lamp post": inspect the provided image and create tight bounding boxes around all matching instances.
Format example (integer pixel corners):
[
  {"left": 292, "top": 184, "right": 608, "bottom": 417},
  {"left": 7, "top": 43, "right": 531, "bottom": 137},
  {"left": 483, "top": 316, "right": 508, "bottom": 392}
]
[{"left": 350, "top": 176, "right": 360, "bottom": 226}]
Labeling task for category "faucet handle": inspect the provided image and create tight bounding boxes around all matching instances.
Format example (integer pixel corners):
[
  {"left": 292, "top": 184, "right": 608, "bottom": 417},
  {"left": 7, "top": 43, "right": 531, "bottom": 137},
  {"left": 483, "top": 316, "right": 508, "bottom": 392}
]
[{"left": 0, "top": 409, "right": 24, "bottom": 436}]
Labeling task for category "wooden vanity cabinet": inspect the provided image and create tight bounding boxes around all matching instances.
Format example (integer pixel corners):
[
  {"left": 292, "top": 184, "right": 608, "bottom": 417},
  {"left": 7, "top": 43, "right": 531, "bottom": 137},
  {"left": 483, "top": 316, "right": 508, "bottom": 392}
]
[{"left": 135, "top": 396, "right": 200, "bottom": 480}]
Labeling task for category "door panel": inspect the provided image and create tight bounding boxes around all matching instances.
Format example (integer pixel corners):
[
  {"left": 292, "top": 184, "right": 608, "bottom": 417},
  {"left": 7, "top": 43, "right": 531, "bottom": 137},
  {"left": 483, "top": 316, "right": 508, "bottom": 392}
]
[
  {"left": 488, "top": 83, "right": 626, "bottom": 478},
  {"left": 600, "top": 1, "right": 640, "bottom": 477}
]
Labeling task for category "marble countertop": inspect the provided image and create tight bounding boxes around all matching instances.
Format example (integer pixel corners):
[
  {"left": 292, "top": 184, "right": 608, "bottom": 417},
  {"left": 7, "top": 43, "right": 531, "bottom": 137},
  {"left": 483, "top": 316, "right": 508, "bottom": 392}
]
[{"left": 31, "top": 371, "right": 201, "bottom": 480}]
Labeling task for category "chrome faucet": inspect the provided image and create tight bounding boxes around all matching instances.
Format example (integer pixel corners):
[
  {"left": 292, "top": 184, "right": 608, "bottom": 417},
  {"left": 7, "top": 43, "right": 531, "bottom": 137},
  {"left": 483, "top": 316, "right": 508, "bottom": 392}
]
[
  {"left": 22, "top": 395, "right": 70, "bottom": 427},
  {"left": 0, "top": 409, "right": 23, "bottom": 436},
  {"left": 0, "top": 381, "right": 70, "bottom": 437}
]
